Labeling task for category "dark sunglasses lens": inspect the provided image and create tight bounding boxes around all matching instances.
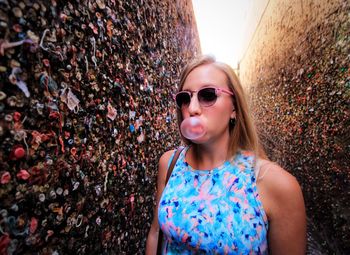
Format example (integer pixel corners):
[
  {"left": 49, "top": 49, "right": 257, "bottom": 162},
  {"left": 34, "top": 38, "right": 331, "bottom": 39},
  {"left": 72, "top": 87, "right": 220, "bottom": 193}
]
[
  {"left": 176, "top": 93, "right": 191, "bottom": 108},
  {"left": 198, "top": 88, "right": 217, "bottom": 106}
]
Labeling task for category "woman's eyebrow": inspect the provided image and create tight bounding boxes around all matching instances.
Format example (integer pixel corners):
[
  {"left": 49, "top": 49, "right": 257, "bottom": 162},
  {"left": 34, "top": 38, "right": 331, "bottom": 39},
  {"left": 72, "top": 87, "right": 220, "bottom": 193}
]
[{"left": 182, "top": 84, "right": 217, "bottom": 91}]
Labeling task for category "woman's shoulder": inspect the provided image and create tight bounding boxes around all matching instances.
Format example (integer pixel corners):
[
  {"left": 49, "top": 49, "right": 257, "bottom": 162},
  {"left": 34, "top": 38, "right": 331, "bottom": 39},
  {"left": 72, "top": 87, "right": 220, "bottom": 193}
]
[
  {"left": 157, "top": 149, "right": 177, "bottom": 184},
  {"left": 159, "top": 146, "right": 186, "bottom": 163},
  {"left": 257, "top": 159, "right": 299, "bottom": 183},
  {"left": 256, "top": 159, "right": 305, "bottom": 221},
  {"left": 159, "top": 147, "right": 185, "bottom": 167},
  {"left": 159, "top": 149, "right": 176, "bottom": 165},
  {"left": 257, "top": 159, "right": 303, "bottom": 202}
]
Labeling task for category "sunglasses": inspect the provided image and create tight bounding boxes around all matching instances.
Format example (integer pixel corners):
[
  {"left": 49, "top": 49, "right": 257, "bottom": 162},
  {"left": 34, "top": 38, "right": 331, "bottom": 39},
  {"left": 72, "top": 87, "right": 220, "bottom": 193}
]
[{"left": 174, "top": 86, "right": 234, "bottom": 109}]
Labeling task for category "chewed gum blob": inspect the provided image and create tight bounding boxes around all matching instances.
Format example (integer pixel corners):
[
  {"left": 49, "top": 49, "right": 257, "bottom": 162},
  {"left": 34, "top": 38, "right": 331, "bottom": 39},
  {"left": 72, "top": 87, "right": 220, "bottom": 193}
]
[{"left": 180, "top": 117, "right": 206, "bottom": 140}]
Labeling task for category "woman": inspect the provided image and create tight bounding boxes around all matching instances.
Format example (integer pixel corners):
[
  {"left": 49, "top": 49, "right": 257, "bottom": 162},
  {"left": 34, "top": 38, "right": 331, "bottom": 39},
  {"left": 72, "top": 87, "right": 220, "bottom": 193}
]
[{"left": 146, "top": 55, "right": 306, "bottom": 254}]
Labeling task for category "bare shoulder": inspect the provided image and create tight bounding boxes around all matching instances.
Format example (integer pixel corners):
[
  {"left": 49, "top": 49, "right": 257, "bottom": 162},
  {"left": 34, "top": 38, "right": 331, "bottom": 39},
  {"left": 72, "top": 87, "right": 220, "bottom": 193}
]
[
  {"left": 159, "top": 149, "right": 176, "bottom": 168},
  {"left": 258, "top": 159, "right": 302, "bottom": 194},
  {"left": 257, "top": 160, "right": 306, "bottom": 253},
  {"left": 159, "top": 149, "right": 176, "bottom": 162},
  {"left": 257, "top": 159, "right": 305, "bottom": 219},
  {"left": 157, "top": 149, "right": 176, "bottom": 181}
]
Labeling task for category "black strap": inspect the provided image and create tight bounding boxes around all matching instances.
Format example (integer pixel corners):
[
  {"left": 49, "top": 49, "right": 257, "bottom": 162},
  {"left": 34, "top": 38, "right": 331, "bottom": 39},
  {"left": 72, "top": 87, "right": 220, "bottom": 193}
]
[
  {"left": 157, "top": 146, "right": 184, "bottom": 255},
  {"left": 165, "top": 146, "right": 184, "bottom": 184}
]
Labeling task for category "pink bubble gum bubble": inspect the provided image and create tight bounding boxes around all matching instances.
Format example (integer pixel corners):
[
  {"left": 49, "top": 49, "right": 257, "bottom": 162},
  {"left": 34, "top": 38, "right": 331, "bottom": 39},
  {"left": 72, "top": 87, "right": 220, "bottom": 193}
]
[{"left": 180, "top": 117, "right": 206, "bottom": 140}]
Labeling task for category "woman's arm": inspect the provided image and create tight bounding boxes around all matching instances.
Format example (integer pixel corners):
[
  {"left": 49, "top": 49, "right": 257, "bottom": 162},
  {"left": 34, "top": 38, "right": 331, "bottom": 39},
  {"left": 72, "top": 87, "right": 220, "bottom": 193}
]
[
  {"left": 146, "top": 150, "right": 175, "bottom": 255},
  {"left": 258, "top": 163, "right": 307, "bottom": 255}
]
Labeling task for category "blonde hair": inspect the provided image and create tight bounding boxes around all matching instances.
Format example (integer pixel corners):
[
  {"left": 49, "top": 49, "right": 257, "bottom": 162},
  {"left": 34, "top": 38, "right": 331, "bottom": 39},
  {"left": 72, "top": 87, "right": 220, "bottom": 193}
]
[{"left": 176, "top": 55, "right": 267, "bottom": 159}]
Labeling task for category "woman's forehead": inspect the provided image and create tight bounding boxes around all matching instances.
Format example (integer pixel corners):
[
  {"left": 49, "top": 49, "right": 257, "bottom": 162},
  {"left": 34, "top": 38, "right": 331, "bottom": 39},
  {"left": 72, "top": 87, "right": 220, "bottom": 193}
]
[{"left": 183, "top": 64, "right": 228, "bottom": 89}]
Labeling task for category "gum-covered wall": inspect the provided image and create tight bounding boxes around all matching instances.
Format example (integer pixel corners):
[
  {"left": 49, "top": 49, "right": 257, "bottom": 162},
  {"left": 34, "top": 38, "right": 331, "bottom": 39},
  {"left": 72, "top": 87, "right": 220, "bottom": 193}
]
[
  {"left": 240, "top": 0, "right": 349, "bottom": 253},
  {"left": 0, "top": 0, "right": 200, "bottom": 254}
]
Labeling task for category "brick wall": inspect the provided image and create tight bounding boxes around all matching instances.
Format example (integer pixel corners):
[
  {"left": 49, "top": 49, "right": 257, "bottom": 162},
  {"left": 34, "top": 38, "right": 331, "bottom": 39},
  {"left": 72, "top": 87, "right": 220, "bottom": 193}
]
[
  {"left": 239, "top": 0, "right": 349, "bottom": 253},
  {"left": 0, "top": 1, "right": 200, "bottom": 254}
]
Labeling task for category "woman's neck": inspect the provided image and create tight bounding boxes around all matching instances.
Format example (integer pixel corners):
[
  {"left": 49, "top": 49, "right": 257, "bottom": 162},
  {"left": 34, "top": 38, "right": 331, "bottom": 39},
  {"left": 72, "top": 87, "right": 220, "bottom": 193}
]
[{"left": 188, "top": 134, "right": 231, "bottom": 170}]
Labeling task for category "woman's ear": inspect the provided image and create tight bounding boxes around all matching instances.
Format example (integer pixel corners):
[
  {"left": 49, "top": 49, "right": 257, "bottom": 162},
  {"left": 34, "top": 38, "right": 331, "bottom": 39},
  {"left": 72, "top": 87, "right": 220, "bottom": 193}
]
[{"left": 230, "top": 109, "right": 236, "bottom": 119}]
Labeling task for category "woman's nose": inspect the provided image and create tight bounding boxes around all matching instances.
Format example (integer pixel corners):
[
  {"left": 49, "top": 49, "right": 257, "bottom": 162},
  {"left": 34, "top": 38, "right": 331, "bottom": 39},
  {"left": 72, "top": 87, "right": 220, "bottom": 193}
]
[{"left": 187, "top": 94, "right": 201, "bottom": 115}]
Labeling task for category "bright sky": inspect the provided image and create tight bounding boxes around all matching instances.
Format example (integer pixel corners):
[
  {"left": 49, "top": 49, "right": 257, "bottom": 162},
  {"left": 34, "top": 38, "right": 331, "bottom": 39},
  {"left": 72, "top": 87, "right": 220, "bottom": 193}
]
[{"left": 192, "top": 0, "right": 268, "bottom": 69}]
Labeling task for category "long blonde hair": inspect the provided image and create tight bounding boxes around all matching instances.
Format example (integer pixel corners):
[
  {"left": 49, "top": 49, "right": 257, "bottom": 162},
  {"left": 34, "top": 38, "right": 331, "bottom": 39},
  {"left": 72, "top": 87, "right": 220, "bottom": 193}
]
[{"left": 176, "top": 55, "right": 266, "bottom": 159}]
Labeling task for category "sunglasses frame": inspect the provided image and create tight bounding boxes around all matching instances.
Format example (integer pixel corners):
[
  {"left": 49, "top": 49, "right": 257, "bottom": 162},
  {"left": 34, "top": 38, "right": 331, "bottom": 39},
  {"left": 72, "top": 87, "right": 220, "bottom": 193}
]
[{"left": 174, "top": 86, "right": 234, "bottom": 109}]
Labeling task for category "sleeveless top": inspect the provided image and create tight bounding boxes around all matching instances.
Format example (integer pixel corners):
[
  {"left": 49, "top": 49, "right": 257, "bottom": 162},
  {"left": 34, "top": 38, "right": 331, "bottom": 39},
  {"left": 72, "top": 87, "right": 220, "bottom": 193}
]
[{"left": 158, "top": 147, "right": 269, "bottom": 254}]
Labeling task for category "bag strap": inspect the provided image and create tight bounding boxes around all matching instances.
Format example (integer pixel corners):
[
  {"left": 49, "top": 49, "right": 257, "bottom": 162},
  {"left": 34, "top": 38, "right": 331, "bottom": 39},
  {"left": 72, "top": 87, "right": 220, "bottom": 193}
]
[
  {"left": 157, "top": 146, "right": 184, "bottom": 255},
  {"left": 165, "top": 146, "right": 184, "bottom": 184}
]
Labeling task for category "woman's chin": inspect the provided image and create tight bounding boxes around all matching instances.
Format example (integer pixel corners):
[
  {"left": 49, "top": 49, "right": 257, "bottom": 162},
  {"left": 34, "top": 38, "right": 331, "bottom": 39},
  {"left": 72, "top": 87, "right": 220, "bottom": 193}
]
[{"left": 188, "top": 135, "right": 208, "bottom": 144}]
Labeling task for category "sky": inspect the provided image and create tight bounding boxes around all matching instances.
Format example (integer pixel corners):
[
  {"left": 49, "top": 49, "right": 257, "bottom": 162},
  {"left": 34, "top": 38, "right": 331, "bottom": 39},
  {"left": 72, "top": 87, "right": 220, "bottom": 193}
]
[{"left": 192, "top": 0, "right": 268, "bottom": 69}]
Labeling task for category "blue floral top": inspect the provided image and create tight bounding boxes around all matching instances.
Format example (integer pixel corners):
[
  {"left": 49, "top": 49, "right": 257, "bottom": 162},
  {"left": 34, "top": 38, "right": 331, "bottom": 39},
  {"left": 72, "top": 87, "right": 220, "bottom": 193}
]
[{"left": 158, "top": 147, "right": 269, "bottom": 254}]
